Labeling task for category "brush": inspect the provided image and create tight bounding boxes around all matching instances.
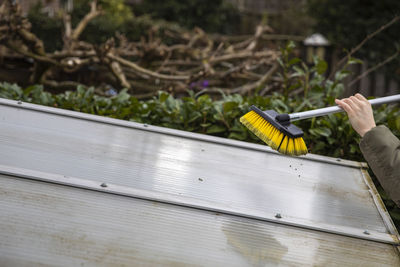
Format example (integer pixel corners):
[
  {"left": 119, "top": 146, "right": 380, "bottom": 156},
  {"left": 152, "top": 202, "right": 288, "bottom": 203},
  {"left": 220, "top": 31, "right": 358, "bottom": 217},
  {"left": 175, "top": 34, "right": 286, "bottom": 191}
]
[{"left": 240, "top": 94, "right": 400, "bottom": 156}]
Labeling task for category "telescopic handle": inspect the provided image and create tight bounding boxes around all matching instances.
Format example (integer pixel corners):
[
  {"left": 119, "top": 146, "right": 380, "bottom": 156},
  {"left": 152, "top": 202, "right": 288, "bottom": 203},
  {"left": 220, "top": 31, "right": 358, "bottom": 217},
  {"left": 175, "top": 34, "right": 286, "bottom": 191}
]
[{"left": 289, "top": 94, "right": 400, "bottom": 122}]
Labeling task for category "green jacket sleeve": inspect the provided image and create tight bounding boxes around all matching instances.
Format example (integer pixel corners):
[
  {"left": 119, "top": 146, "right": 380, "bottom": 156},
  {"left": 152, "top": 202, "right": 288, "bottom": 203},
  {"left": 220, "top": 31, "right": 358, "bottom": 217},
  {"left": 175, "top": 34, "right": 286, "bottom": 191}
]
[{"left": 359, "top": 125, "right": 400, "bottom": 207}]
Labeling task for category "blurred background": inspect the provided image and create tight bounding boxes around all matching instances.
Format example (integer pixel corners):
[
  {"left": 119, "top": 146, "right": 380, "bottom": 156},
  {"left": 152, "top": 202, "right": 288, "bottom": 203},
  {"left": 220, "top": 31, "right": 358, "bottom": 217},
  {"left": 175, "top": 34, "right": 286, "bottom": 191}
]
[
  {"left": 1, "top": 0, "right": 400, "bottom": 227},
  {"left": 1, "top": 0, "right": 399, "bottom": 96}
]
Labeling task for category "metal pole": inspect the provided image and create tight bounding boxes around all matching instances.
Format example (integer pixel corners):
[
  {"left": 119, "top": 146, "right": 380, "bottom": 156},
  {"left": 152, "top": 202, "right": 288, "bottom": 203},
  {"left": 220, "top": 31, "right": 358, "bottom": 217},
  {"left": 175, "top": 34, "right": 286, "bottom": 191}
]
[{"left": 289, "top": 94, "right": 400, "bottom": 122}]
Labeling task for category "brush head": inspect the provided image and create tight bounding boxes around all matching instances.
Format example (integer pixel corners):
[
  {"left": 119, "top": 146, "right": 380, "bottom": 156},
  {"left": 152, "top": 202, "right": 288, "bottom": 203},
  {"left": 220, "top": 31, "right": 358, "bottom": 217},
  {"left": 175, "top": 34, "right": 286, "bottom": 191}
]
[
  {"left": 240, "top": 105, "right": 308, "bottom": 156},
  {"left": 249, "top": 106, "right": 304, "bottom": 138}
]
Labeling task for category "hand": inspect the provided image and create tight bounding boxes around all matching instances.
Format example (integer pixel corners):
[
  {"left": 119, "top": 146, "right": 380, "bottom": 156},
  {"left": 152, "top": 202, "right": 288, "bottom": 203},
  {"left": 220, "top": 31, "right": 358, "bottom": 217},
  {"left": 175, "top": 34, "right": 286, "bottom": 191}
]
[{"left": 335, "top": 93, "right": 376, "bottom": 137}]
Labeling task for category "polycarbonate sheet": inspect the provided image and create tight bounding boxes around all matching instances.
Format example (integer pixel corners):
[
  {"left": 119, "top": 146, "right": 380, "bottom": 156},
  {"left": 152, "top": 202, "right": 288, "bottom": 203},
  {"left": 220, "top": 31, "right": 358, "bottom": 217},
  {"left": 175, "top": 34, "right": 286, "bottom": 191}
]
[
  {"left": 1, "top": 175, "right": 399, "bottom": 266},
  {"left": 0, "top": 99, "right": 394, "bottom": 238}
]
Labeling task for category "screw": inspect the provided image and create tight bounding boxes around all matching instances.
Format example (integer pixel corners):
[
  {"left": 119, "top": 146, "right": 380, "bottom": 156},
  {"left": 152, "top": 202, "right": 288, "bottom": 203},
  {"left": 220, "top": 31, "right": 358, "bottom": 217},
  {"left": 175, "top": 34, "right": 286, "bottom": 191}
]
[
  {"left": 363, "top": 230, "right": 370, "bottom": 235},
  {"left": 198, "top": 178, "right": 203, "bottom": 182},
  {"left": 275, "top": 213, "right": 282, "bottom": 219},
  {"left": 143, "top": 124, "right": 148, "bottom": 127},
  {"left": 337, "top": 159, "right": 341, "bottom": 162},
  {"left": 17, "top": 100, "right": 22, "bottom": 105},
  {"left": 100, "top": 183, "right": 108, "bottom": 188},
  {"left": 201, "top": 148, "right": 205, "bottom": 152}
]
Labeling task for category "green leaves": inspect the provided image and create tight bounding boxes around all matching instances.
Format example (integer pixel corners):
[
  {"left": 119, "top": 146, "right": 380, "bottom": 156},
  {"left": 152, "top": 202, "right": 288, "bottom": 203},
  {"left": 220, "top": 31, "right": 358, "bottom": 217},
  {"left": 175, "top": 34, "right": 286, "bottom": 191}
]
[
  {"left": 309, "top": 127, "right": 332, "bottom": 137},
  {"left": 0, "top": 82, "right": 23, "bottom": 99},
  {"left": 206, "top": 125, "right": 226, "bottom": 134},
  {"left": 315, "top": 58, "right": 328, "bottom": 75},
  {"left": 223, "top": 101, "right": 238, "bottom": 113}
]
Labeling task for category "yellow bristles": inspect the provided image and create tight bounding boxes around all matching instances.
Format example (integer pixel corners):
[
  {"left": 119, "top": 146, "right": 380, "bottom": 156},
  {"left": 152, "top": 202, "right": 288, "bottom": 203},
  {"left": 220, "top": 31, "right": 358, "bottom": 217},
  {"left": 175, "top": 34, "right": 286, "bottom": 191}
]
[{"left": 240, "top": 110, "right": 308, "bottom": 156}]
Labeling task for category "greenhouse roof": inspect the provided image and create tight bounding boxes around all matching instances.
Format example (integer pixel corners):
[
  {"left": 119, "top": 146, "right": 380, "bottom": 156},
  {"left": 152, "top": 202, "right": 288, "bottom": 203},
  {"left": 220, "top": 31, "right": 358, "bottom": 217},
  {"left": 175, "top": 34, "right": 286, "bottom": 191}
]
[{"left": 0, "top": 97, "right": 399, "bottom": 266}]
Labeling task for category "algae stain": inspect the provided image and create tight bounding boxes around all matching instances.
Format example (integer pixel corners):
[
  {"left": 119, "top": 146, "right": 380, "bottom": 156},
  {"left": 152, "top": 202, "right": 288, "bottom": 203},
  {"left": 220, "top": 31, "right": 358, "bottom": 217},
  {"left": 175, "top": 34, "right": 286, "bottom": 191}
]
[{"left": 222, "top": 221, "right": 288, "bottom": 266}]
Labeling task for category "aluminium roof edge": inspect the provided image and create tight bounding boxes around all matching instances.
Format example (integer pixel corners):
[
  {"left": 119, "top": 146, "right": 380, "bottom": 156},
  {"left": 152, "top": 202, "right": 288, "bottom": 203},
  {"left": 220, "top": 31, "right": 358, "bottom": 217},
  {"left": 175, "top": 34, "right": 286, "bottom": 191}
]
[{"left": 360, "top": 169, "right": 400, "bottom": 241}]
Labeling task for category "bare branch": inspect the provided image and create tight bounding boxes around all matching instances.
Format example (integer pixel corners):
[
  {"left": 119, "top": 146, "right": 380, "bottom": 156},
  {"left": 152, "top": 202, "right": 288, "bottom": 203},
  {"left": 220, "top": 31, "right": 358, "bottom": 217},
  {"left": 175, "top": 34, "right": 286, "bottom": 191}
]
[
  {"left": 108, "top": 61, "right": 131, "bottom": 89},
  {"left": 16, "top": 27, "right": 46, "bottom": 56},
  {"left": 107, "top": 53, "right": 190, "bottom": 81},
  {"left": 71, "top": 1, "right": 102, "bottom": 40},
  {"left": 232, "top": 62, "right": 279, "bottom": 94},
  {"left": 63, "top": 13, "right": 72, "bottom": 39},
  {"left": 348, "top": 50, "right": 399, "bottom": 88},
  {"left": 6, "top": 40, "right": 58, "bottom": 65},
  {"left": 329, "top": 15, "right": 400, "bottom": 80}
]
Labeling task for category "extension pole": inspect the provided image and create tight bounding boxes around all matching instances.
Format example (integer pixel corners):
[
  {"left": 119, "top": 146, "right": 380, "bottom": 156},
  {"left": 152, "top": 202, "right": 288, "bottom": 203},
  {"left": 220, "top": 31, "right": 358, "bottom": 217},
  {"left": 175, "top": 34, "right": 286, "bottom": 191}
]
[{"left": 287, "top": 94, "right": 400, "bottom": 122}]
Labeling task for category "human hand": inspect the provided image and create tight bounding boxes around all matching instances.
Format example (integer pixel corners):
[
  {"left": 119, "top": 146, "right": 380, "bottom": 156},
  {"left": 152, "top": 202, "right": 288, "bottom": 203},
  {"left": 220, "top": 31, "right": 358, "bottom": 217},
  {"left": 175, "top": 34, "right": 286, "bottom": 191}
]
[{"left": 335, "top": 93, "right": 376, "bottom": 137}]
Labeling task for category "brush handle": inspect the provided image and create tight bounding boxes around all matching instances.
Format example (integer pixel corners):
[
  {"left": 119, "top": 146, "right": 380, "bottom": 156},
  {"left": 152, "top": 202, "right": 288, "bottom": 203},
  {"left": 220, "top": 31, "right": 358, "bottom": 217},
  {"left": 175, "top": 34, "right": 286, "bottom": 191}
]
[{"left": 289, "top": 94, "right": 400, "bottom": 122}]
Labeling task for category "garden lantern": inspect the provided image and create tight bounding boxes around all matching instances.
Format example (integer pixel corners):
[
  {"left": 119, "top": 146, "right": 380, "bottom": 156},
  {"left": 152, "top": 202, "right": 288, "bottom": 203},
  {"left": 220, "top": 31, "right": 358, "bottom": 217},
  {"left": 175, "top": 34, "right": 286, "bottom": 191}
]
[{"left": 303, "top": 33, "right": 330, "bottom": 63}]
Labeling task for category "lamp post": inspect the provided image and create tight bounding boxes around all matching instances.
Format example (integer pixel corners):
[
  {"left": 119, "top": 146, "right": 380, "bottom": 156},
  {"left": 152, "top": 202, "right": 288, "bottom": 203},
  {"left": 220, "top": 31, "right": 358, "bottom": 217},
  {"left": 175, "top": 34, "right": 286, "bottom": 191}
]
[{"left": 303, "top": 33, "right": 330, "bottom": 63}]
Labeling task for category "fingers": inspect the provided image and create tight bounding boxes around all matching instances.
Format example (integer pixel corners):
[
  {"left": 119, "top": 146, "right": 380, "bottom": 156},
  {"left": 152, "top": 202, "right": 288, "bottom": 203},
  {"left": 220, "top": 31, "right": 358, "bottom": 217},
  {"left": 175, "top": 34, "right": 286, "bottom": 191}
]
[
  {"left": 343, "top": 98, "right": 359, "bottom": 114},
  {"left": 354, "top": 93, "right": 368, "bottom": 103},
  {"left": 335, "top": 98, "right": 354, "bottom": 116},
  {"left": 349, "top": 95, "right": 364, "bottom": 108},
  {"left": 336, "top": 93, "right": 370, "bottom": 113},
  {"left": 350, "top": 95, "right": 362, "bottom": 103}
]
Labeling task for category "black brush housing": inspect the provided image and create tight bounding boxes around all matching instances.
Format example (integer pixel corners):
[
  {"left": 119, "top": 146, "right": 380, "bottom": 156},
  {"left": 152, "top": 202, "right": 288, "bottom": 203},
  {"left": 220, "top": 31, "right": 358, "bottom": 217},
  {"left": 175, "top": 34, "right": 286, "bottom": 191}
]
[{"left": 250, "top": 105, "right": 304, "bottom": 138}]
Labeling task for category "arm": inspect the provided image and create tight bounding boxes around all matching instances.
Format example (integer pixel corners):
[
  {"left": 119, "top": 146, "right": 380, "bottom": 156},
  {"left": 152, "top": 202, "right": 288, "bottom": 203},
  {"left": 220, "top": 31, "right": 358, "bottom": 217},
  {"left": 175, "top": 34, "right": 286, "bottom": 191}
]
[
  {"left": 359, "top": 125, "right": 400, "bottom": 207},
  {"left": 335, "top": 94, "right": 400, "bottom": 207}
]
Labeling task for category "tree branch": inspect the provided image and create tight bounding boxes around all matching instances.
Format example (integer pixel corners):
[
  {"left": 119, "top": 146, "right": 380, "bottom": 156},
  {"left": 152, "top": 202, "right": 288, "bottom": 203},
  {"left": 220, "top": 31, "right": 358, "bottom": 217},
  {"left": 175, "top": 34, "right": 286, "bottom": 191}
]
[
  {"left": 71, "top": 1, "right": 102, "bottom": 40},
  {"left": 232, "top": 62, "right": 279, "bottom": 94},
  {"left": 107, "top": 53, "right": 190, "bottom": 81},
  {"left": 329, "top": 15, "right": 400, "bottom": 80},
  {"left": 6, "top": 40, "right": 58, "bottom": 65},
  {"left": 348, "top": 50, "right": 399, "bottom": 88},
  {"left": 108, "top": 61, "right": 131, "bottom": 89}
]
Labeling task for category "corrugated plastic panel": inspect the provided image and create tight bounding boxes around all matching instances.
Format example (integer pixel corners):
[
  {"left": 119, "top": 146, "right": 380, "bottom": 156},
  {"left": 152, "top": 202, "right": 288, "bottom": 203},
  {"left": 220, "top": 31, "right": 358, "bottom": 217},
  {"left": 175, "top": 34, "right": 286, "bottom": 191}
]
[
  {"left": 0, "top": 99, "right": 394, "bottom": 235},
  {"left": 1, "top": 175, "right": 399, "bottom": 266}
]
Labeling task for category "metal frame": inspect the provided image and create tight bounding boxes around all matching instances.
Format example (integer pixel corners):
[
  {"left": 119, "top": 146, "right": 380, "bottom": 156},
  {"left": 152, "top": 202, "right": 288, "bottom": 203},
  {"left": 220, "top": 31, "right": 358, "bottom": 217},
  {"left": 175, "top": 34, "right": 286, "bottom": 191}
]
[
  {"left": 0, "top": 98, "right": 367, "bottom": 168},
  {"left": 360, "top": 169, "right": 400, "bottom": 240},
  {"left": 1, "top": 164, "right": 398, "bottom": 245}
]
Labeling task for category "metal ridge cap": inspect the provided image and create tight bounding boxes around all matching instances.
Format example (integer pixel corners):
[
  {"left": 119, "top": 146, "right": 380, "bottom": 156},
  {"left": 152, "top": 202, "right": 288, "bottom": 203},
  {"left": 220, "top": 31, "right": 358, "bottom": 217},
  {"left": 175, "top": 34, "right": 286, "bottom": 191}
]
[
  {"left": 0, "top": 97, "right": 367, "bottom": 169},
  {"left": 0, "top": 164, "right": 396, "bottom": 245}
]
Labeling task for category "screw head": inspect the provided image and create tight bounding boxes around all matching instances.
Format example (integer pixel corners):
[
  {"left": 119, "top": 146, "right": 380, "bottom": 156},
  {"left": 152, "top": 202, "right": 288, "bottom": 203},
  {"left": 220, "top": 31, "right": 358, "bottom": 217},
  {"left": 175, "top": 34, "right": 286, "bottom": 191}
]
[
  {"left": 17, "top": 100, "right": 22, "bottom": 105},
  {"left": 363, "top": 230, "right": 370, "bottom": 235},
  {"left": 275, "top": 213, "right": 282, "bottom": 219},
  {"left": 100, "top": 183, "right": 108, "bottom": 188}
]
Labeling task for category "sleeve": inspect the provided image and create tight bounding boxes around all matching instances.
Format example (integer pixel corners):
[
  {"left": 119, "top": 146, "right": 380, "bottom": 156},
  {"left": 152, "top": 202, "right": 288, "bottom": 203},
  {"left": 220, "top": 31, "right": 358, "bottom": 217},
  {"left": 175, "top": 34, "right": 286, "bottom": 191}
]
[{"left": 359, "top": 125, "right": 400, "bottom": 207}]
